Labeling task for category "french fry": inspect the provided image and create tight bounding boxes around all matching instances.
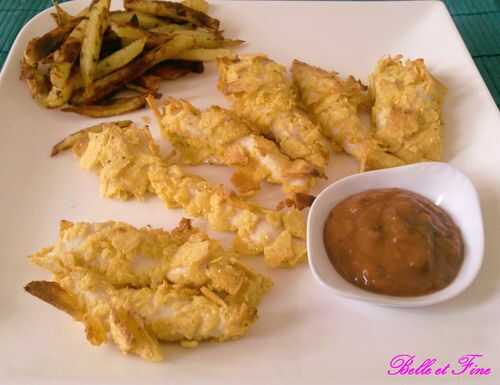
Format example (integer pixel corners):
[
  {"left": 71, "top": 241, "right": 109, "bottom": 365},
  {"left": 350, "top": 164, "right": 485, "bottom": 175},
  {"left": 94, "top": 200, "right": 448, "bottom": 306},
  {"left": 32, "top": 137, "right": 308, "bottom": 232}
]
[
  {"left": 51, "top": 0, "right": 74, "bottom": 27},
  {"left": 80, "top": 0, "right": 111, "bottom": 88},
  {"left": 136, "top": 75, "right": 162, "bottom": 91},
  {"left": 70, "top": 34, "right": 195, "bottom": 105},
  {"left": 149, "top": 60, "right": 203, "bottom": 80},
  {"left": 175, "top": 48, "right": 235, "bottom": 61},
  {"left": 109, "top": 21, "right": 170, "bottom": 47},
  {"left": 95, "top": 37, "right": 147, "bottom": 78},
  {"left": 182, "top": 0, "right": 209, "bottom": 13},
  {"left": 24, "top": 18, "right": 82, "bottom": 66},
  {"left": 63, "top": 95, "right": 147, "bottom": 117},
  {"left": 124, "top": 0, "right": 219, "bottom": 30},
  {"left": 149, "top": 24, "right": 194, "bottom": 34},
  {"left": 110, "top": 10, "right": 169, "bottom": 29},
  {"left": 51, "top": 120, "right": 133, "bottom": 156},
  {"left": 168, "top": 29, "right": 242, "bottom": 50},
  {"left": 20, "top": 60, "right": 51, "bottom": 107},
  {"left": 50, "top": 19, "right": 88, "bottom": 89},
  {"left": 71, "top": 37, "right": 148, "bottom": 90},
  {"left": 45, "top": 83, "right": 74, "bottom": 108}
]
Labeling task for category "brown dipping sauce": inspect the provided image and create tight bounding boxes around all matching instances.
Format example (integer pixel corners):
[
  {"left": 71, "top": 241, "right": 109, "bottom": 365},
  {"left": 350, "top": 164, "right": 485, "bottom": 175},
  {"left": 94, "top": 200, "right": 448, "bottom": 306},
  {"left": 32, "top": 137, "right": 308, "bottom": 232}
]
[{"left": 323, "top": 188, "right": 464, "bottom": 297}]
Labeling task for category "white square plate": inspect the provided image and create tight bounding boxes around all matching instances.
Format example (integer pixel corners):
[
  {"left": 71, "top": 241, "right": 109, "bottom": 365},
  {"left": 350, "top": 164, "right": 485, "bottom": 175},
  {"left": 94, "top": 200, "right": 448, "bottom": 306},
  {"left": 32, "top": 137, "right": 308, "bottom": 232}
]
[{"left": 1, "top": 1, "right": 499, "bottom": 384}]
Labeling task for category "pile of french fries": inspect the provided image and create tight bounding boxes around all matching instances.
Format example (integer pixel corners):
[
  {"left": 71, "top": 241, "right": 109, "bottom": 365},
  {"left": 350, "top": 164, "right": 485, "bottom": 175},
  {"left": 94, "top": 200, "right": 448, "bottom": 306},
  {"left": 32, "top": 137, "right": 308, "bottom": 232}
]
[{"left": 21, "top": 0, "right": 242, "bottom": 117}]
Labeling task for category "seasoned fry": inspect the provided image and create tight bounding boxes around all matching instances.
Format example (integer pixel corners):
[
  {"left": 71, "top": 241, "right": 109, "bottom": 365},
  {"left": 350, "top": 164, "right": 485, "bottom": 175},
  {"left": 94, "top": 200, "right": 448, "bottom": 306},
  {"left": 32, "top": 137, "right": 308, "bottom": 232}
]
[
  {"left": 136, "top": 74, "right": 162, "bottom": 91},
  {"left": 63, "top": 95, "right": 147, "bottom": 117},
  {"left": 96, "top": 37, "right": 147, "bottom": 77},
  {"left": 20, "top": 60, "right": 51, "bottom": 107},
  {"left": 217, "top": 55, "right": 331, "bottom": 175},
  {"left": 24, "top": 18, "right": 82, "bottom": 66},
  {"left": 149, "top": 60, "right": 204, "bottom": 80},
  {"left": 182, "top": 0, "right": 209, "bottom": 13},
  {"left": 53, "top": 122, "right": 309, "bottom": 267},
  {"left": 149, "top": 24, "right": 194, "bottom": 34},
  {"left": 124, "top": 0, "right": 219, "bottom": 30},
  {"left": 150, "top": 97, "right": 317, "bottom": 196},
  {"left": 46, "top": 82, "right": 74, "bottom": 108},
  {"left": 292, "top": 60, "right": 405, "bottom": 171},
  {"left": 172, "top": 29, "right": 240, "bottom": 49},
  {"left": 51, "top": 120, "right": 132, "bottom": 156},
  {"left": 30, "top": 219, "right": 272, "bottom": 306},
  {"left": 71, "top": 37, "right": 148, "bottom": 90},
  {"left": 110, "top": 10, "right": 169, "bottom": 28},
  {"left": 71, "top": 34, "right": 195, "bottom": 105},
  {"left": 50, "top": 20, "right": 88, "bottom": 89},
  {"left": 80, "top": 0, "right": 111, "bottom": 88},
  {"left": 369, "top": 55, "right": 447, "bottom": 164},
  {"left": 51, "top": 0, "right": 74, "bottom": 27},
  {"left": 176, "top": 48, "right": 235, "bottom": 61},
  {"left": 109, "top": 21, "right": 170, "bottom": 47}
]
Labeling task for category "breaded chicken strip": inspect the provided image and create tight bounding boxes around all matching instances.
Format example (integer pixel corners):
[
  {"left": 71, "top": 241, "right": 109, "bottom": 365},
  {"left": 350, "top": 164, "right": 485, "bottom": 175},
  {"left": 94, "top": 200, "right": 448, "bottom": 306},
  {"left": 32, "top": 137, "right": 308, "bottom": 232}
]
[
  {"left": 217, "top": 55, "right": 330, "bottom": 174},
  {"left": 292, "top": 60, "right": 404, "bottom": 171},
  {"left": 26, "top": 269, "right": 258, "bottom": 361},
  {"left": 369, "top": 55, "right": 447, "bottom": 163},
  {"left": 52, "top": 122, "right": 310, "bottom": 267},
  {"left": 30, "top": 219, "right": 272, "bottom": 307},
  {"left": 148, "top": 97, "right": 317, "bottom": 196}
]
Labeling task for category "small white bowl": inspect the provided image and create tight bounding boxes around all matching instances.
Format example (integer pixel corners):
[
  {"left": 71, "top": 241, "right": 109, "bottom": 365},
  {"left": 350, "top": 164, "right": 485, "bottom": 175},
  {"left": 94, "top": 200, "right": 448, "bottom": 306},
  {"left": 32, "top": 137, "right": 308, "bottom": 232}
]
[{"left": 307, "top": 162, "right": 484, "bottom": 307}]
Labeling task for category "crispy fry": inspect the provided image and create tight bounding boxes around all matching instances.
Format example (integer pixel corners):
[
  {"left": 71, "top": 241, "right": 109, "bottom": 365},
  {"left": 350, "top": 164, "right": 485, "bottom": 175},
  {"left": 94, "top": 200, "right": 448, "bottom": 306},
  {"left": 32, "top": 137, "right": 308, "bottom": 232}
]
[
  {"left": 63, "top": 95, "right": 147, "bottom": 117},
  {"left": 50, "top": 120, "right": 132, "bottom": 156},
  {"left": 53, "top": 122, "right": 309, "bottom": 267},
  {"left": 152, "top": 97, "right": 317, "bottom": 196},
  {"left": 24, "top": 18, "right": 82, "bottom": 66},
  {"left": 80, "top": 0, "right": 111, "bottom": 88},
  {"left": 71, "top": 34, "right": 195, "bottom": 105},
  {"left": 71, "top": 37, "right": 147, "bottom": 90},
  {"left": 149, "top": 60, "right": 204, "bottom": 80},
  {"left": 51, "top": 0, "right": 74, "bottom": 27},
  {"left": 20, "top": 60, "right": 51, "bottom": 107},
  {"left": 95, "top": 37, "right": 147, "bottom": 77},
  {"left": 109, "top": 21, "right": 170, "bottom": 47},
  {"left": 176, "top": 48, "right": 235, "bottom": 61},
  {"left": 182, "top": 0, "right": 209, "bottom": 13},
  {"left": 217, "top": 55, "right": 331, "bottom": 175},
  {"left": 149, "top": 24, "right": 195, "bottom": 34},
  {"left": 136, "top": 74, "right": 162, "bottom": 91},
  {"left": 50, "top": 20, "right": 88, "bottom": 89},
  {"left": 124, "top": 0, "right": 219, "bottom": 30},
  {"left": 110, "top": 10, "right": 169, "bottom": 28}
]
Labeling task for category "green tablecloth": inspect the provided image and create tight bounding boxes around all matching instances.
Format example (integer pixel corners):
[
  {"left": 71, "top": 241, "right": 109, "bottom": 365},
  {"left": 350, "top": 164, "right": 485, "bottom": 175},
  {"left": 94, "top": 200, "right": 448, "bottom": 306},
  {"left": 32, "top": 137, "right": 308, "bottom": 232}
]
[{"left": 1, "top": 0, "right": 498, "bottom": 105}]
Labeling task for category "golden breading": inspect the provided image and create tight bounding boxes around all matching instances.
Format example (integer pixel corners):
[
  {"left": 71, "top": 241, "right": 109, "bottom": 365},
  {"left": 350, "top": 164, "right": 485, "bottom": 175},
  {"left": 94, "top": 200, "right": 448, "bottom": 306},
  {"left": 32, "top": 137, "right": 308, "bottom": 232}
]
[
  {"left": 292, "top": 60, "right": 404, "bottom": 171},
  {"left": 30, "top": 219, "right": 272, "bottom": 306},
  {"left": 52, "top": 122, "right": 309, "bottom": 268},
  {"left": 217, "top": 55, "right": 330, "bottom": 174},
  {"left": 369, "top": 55, "right": 447, "bottom": 163},
  {"left": 149, "top": 97, "right": 317, "bottom": 196},
  {"left": 26, "top": 268, "right": 259, "bottom": 362}
]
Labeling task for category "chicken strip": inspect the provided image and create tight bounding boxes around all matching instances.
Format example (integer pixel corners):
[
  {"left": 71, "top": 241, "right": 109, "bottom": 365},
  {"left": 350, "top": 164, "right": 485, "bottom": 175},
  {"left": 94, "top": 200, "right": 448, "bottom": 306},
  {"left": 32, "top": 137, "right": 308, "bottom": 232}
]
[
  {"left": 369, "top": 55, "right": 447, "bottom": 163},
  {"left": 292, "top": 59, "right": 404, "bottom": 171},
  {"left": 217, "top": 55, "right": 330, "bottom": 174},
  {"left": 52, "top": 122, "right": 310, "bottom": 267},
  {"left": 148, "top": 97, "right": 317, "bottom": 196},
  {"left": 30, "top": 219, "right": 272, "bottom": 307},
  {"left": 26, "top": 268, "right": 258, "bottom": 361}
]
